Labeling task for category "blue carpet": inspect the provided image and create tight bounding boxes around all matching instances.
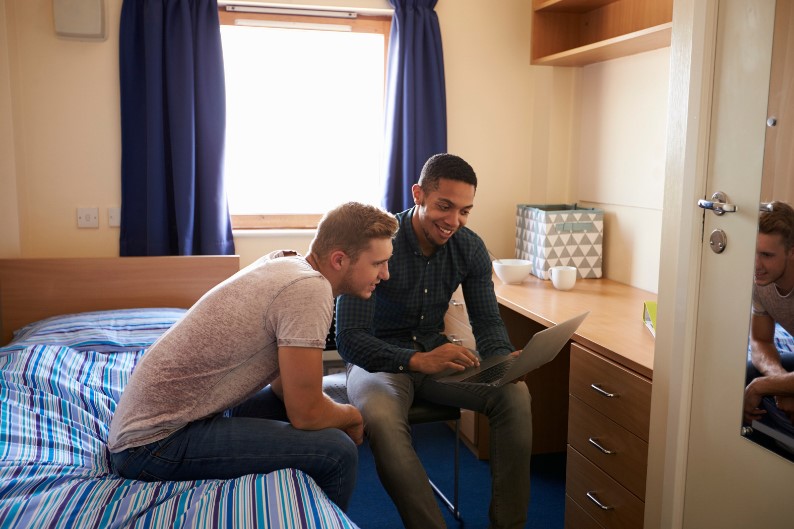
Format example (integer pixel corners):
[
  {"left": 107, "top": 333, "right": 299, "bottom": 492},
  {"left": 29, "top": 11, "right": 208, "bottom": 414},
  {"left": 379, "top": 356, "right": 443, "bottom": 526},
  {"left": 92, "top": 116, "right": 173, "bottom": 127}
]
[{"left": 347, "top": 422, "right": 566, "bottom": 528}]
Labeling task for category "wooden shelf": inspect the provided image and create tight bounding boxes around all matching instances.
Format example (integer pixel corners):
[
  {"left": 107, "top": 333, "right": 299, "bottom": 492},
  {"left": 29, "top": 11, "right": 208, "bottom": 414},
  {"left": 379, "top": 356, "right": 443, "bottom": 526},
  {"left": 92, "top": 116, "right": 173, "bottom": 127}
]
[
  {"left": 531, "top": 0, "right": 673, "bottom": 67},
  {"left": 535, "top": 0, "right": 618, "bottom": 12},
  {"left": 533, "top": 22, "right": 672, "bottom": 67}
]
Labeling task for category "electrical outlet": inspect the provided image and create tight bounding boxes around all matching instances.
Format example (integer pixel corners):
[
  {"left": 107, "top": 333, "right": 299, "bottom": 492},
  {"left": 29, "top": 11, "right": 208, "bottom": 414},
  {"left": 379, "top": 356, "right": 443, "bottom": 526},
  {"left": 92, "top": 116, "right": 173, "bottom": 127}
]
[
  {"left": 77, "top": 207, "right": 99, "bottom": 228},
  {"left": 108, "top": 207, "right": 121, "bottom": 227}
]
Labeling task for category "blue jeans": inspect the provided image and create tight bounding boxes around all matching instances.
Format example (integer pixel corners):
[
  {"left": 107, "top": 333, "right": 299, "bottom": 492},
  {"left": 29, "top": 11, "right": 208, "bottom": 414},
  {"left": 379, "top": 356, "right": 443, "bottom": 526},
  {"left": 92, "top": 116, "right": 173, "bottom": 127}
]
[
  {"left": 746, "top": 350, "right": 794, "bottom": 384},
  {"left": 346, "top": 365, "right": 533, "bottom": 529},
  {"left": 109, "top": 387, "right": 358, "bottom": 510}
]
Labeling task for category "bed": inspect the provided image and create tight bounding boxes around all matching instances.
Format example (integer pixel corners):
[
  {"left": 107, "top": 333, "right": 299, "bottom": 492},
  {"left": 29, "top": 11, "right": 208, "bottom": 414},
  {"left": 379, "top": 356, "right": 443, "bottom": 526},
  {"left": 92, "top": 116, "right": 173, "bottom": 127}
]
[{"left": 0, "top": 256, "right": 359, "bottom": 529}]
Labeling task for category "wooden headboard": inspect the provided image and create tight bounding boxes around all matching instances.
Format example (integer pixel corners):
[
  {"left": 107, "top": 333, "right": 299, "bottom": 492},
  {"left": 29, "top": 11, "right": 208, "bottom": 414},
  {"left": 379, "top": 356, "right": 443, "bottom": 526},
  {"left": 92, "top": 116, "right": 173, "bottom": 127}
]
[{"left": 0, "top": 256, "right": 240, "bottom": 345}]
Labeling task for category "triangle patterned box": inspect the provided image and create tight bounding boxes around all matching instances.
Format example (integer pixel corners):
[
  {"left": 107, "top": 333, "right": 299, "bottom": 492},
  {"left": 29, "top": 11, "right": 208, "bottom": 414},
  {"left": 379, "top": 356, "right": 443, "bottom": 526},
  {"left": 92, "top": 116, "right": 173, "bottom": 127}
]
[{"left": 515, "top": 204, "right": 604, "bottom": 280}]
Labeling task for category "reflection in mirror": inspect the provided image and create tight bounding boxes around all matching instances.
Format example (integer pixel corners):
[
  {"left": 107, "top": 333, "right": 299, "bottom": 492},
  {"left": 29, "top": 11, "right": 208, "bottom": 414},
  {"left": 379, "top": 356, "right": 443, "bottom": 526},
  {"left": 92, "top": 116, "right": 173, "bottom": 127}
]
[
  {"left": 741, "top": 0, "right": 794, "bottom": 462},
  {"left": 743, "top": 202, "right": 794, "bottom": 462}
]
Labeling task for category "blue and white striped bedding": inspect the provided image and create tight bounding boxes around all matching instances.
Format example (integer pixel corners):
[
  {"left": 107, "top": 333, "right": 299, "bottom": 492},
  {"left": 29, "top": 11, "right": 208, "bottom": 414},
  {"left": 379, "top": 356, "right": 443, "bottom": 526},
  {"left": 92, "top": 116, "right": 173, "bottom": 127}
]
[
  {"left": 0, "top": 309, "right": 358, "bottom": 529},
  {"left": 2, "top": 308, "right": 188, "bottom": 353},
  {"left": 774, "top": 323, "right": 794, "bottom": 353},
  {"left": 747, "top": 323, "right": 794, "bottom": 357}
]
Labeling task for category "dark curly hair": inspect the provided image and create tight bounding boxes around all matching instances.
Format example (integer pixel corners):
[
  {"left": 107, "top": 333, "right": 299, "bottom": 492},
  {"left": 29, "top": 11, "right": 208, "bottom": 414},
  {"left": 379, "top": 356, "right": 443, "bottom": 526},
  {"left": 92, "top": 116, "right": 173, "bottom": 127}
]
[{"left": 417, "top": 153, "right": 478, "bottom": 193}]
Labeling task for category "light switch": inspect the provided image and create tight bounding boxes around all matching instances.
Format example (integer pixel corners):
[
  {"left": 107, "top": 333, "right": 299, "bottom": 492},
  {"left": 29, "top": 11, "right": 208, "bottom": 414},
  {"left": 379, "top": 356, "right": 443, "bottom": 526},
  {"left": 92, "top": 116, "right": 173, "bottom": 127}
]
[
  {"left": 77, "top": 207, "right": 99, "bottom": 228},
  {"left": 108, "top": 207, "right": 121, "bottom": 227}
]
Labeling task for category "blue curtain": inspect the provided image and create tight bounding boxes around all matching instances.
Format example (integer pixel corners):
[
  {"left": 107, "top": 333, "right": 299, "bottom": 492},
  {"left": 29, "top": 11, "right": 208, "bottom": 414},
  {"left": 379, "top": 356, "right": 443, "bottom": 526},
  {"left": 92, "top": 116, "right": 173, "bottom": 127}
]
[
  {"left": 119, "top": 0, "right": 234, "bottom": 256},
  {"left": 382, "top": 0, "right": 447, "bottom": 214}
]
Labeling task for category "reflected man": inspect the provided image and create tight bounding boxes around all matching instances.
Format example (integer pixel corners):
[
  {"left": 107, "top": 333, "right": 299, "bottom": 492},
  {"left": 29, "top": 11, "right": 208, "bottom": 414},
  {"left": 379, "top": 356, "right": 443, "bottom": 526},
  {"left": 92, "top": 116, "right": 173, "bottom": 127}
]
[{"left": 745, "top": 201, "right": 794, "bottom": 430}]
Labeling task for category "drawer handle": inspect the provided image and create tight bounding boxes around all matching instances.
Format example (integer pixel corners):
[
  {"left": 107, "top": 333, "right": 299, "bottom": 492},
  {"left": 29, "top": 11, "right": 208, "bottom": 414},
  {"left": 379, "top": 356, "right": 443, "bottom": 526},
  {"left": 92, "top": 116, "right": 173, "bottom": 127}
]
[
  {"left": 588, "top": 437, "right": 616, "bottom": 455},
  {"left": 590, "top": 383, "right": 618, "bottom": 398},
  {"left": 450, "top": 299, "right": 465, "bottom": 307},
  {"left": 586, "top": 491, "right": 614, "bottom": 511}
]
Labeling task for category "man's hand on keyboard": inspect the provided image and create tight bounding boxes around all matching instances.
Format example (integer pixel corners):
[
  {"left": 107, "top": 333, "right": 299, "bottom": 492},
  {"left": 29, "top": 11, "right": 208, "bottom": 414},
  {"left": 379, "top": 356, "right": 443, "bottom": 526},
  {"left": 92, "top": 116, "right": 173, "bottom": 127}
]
[{"left": 408, "top": 343, "right": 481, "bottom": 375}]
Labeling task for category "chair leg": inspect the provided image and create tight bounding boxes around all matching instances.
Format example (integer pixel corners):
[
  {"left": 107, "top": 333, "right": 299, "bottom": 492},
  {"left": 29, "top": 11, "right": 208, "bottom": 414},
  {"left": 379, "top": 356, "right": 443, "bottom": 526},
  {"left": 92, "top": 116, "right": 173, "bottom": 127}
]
[
  {"left": 454, "top": 419, "right": 460, "bottom": 519},
  {"left": 426, "top": 419, "right": 461, "bottom": 521}
]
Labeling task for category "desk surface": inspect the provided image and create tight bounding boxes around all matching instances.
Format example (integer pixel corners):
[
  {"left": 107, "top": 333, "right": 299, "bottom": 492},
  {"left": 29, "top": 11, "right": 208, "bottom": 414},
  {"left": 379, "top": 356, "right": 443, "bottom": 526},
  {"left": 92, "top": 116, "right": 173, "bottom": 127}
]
[{"left": 493, "top": 274, "right": 656, "bottom": 378}]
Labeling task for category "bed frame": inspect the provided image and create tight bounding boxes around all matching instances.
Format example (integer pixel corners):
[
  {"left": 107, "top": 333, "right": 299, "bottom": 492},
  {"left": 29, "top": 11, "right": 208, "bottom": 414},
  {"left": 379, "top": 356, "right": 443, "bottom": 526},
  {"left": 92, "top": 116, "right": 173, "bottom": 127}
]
[{"left": 0, "top": 256, "right": 240, "bottom": 345}]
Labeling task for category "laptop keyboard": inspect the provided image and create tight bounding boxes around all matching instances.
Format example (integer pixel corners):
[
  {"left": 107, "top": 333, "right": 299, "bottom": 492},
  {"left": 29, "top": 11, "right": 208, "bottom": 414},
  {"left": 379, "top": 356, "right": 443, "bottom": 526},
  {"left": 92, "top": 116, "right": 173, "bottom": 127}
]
[{"left": 460, "top": 359, "right": 513, "bottom": 384}]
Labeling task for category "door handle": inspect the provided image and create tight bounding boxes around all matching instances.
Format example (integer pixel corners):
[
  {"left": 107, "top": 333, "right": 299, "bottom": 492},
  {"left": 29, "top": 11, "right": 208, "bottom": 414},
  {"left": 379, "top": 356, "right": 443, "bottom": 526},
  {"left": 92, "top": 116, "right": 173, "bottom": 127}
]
[{"left": 698, "top": 192, "right": 737, "bottom": 215}]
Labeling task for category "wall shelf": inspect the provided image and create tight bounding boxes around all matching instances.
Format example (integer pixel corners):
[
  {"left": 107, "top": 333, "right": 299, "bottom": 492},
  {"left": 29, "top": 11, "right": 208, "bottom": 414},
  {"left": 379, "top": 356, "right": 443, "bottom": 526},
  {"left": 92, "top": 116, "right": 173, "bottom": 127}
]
[{"left": 531, "top": 0, "right": 673, "bottom": 67}]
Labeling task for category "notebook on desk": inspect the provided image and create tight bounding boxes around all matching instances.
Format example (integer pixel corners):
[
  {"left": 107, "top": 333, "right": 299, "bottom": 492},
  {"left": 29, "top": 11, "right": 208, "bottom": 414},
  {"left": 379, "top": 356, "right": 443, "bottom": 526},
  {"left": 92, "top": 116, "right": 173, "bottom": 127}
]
[{"left": 434, "top": 311, "right": 588, "bottom": 388}]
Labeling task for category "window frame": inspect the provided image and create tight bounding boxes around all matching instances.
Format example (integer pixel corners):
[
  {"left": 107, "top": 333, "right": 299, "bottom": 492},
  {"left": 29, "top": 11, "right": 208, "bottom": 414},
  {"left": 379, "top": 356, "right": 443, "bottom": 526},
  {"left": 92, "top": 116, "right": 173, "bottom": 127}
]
[{"left": 218, "top": 7, "right": 391, "bottom": 230}]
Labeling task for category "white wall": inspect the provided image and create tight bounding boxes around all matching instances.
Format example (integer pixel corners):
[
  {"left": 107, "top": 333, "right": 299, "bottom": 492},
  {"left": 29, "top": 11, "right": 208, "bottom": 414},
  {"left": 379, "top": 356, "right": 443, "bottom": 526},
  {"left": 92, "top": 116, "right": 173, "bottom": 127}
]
[
  {"left": 577, "top": 47, "right": 670, "bottom": 293},
  {"left": 2, "top": 0, "right": 122, "bottom": 257}
]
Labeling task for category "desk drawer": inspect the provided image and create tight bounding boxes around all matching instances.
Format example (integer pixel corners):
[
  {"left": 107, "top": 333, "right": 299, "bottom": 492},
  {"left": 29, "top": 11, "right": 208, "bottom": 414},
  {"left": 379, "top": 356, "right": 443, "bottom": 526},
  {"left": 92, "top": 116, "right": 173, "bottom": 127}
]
[
  {"left": 443, "top": 292, "right": 489, "bottom": 459},
  {"left": 443, "top": 312, "right": 476, "bottom": 350},
  {"left": 566, "top": 445, "right": 644, "bottom": 529},
  {"left": 569, "top": 344, "right": 652, "bottom": 441},
  {"left": 565, "top": 494, "right": 604, "bottom": 529},
  {"left": 568, "top": 395, "right": 648, "bottom": 500},
  {"left": 446, "top": 287, "right": 469, "bottom": 326}
]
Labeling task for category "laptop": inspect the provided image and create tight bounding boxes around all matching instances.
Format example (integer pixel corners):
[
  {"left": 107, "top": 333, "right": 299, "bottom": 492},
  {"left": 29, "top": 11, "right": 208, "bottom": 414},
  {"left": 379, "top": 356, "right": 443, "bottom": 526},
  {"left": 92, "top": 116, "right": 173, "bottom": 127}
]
[
  {"left": 751, "top": 419, "right": 794, "bottom": 454},
  {"left": 435, "top": 311, "right": 589, "bottom": 387}
]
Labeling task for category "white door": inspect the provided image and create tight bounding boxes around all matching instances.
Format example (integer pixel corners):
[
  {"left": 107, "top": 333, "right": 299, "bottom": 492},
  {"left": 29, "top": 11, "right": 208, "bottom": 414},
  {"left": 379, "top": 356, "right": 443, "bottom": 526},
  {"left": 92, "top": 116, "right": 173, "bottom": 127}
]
[{"left": 647, "top": 0, "right": 794, "bottom": 528}]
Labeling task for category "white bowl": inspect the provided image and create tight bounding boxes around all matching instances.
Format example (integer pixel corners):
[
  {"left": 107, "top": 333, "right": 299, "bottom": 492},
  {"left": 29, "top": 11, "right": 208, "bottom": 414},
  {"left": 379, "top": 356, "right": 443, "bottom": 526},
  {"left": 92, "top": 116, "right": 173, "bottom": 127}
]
[{"left": 493, "top": 259, "right": 532, "bottom": 284}]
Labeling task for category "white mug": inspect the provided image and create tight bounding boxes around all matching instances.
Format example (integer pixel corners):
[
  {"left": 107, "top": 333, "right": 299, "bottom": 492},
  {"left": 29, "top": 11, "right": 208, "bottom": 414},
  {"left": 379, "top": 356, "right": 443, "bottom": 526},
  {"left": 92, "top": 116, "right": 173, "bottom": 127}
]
[{"left": 550, "top": 266, "right": 577, "bottom": 291}]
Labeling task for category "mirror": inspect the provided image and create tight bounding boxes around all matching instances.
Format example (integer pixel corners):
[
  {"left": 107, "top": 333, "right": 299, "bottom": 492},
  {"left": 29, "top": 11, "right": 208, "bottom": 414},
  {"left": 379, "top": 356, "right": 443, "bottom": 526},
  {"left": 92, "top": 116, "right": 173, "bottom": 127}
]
[{"left": 741, "top": 0, "right": 794, "bottom": 462}]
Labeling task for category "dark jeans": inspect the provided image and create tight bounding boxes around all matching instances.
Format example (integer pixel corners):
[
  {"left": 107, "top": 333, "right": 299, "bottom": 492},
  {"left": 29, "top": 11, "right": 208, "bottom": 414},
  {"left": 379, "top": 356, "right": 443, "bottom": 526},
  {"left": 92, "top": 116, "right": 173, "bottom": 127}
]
[
  {"left": 346, "top": 365, "right": 533, "bottom": 529},
  {"left": 745, "top": 350, "right": 794, "bottom": 384},
  {"left": 110, "top": 386, "right": 358, "bottom": 510}
]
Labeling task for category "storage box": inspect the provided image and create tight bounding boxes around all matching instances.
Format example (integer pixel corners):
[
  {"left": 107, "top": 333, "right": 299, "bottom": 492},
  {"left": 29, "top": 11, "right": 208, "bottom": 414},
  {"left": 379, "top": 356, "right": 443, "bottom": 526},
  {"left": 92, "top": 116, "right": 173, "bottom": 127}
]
[{"left": 515, "top": 204, "right": 604, "bottom": 280}]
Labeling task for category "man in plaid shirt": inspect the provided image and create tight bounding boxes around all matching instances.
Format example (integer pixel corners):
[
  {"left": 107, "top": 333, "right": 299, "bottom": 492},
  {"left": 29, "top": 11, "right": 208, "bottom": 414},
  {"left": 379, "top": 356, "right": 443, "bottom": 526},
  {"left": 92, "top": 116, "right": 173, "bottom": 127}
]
[{"left": 336, "top": 154, "right": 533, "bottom": 529}]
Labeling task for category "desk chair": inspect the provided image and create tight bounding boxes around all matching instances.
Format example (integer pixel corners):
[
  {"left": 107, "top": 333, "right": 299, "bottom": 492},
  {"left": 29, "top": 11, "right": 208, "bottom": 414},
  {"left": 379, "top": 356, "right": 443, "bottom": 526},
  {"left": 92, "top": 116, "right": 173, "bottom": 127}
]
[{"left": 322, "top": 372, "right": 462, "bottom": 520}]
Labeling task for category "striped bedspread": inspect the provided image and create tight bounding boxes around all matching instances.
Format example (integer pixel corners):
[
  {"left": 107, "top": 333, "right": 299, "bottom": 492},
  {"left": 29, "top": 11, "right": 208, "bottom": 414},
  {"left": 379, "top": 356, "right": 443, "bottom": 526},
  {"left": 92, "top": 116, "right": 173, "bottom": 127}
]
[{"left": 0, "top": 310, "right": 358, "bottom": 529}]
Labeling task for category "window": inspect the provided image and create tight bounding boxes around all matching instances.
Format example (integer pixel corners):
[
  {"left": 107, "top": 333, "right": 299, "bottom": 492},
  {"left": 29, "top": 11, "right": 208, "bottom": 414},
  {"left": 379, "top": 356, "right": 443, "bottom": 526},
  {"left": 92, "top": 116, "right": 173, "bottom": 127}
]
[{"left": 219, "top": 8, "right": 391, "bottom": 229}]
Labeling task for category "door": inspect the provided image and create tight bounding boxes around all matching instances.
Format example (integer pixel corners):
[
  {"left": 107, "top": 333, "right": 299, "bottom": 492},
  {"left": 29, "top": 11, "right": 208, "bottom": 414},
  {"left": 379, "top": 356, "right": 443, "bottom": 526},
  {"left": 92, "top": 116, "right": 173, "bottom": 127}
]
[
  {"left": 646, "top": 0, "right": 794, "bottom": 528},
  {"left": 683, "top": 1, "right": 786, "bottom": 526}
]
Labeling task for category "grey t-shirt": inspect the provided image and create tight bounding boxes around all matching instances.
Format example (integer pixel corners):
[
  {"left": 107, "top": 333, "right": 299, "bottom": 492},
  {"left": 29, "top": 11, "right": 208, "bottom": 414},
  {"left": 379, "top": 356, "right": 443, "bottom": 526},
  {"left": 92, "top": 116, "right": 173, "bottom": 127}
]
[
  {"left": 107, "top": 250, "right": 333, "bottom": 453},
  {"left": 752, "top": 282, "right": 794, "bottom": 337}
]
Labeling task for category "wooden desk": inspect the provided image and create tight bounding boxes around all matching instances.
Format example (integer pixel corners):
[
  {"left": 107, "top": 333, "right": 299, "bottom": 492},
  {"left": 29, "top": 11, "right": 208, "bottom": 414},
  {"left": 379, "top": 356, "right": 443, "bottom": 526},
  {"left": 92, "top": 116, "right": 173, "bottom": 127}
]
[
  {"left": 444, "top": 274, "right": 656, "bottom": 529},
  {"left": 493, "top": 275, "right": 655, "bottom": 378}
]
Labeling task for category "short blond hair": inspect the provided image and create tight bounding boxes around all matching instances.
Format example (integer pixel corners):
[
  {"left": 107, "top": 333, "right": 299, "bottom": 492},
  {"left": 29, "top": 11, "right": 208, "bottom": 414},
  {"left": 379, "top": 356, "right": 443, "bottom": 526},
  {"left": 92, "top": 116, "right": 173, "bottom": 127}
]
[
  {"left": 760, "top": 201, "right": 794, "bottom": 251},
  {"left": 309, "top": 202, "right": 398, "bottom": 262}
]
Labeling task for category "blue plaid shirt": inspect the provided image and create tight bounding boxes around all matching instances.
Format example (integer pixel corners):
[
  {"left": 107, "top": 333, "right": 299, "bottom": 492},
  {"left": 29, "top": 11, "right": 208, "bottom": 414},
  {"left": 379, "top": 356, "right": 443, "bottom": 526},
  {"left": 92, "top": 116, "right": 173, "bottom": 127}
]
[{"left": 335, "top": 207, "right": 514, "bottom": 373}]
